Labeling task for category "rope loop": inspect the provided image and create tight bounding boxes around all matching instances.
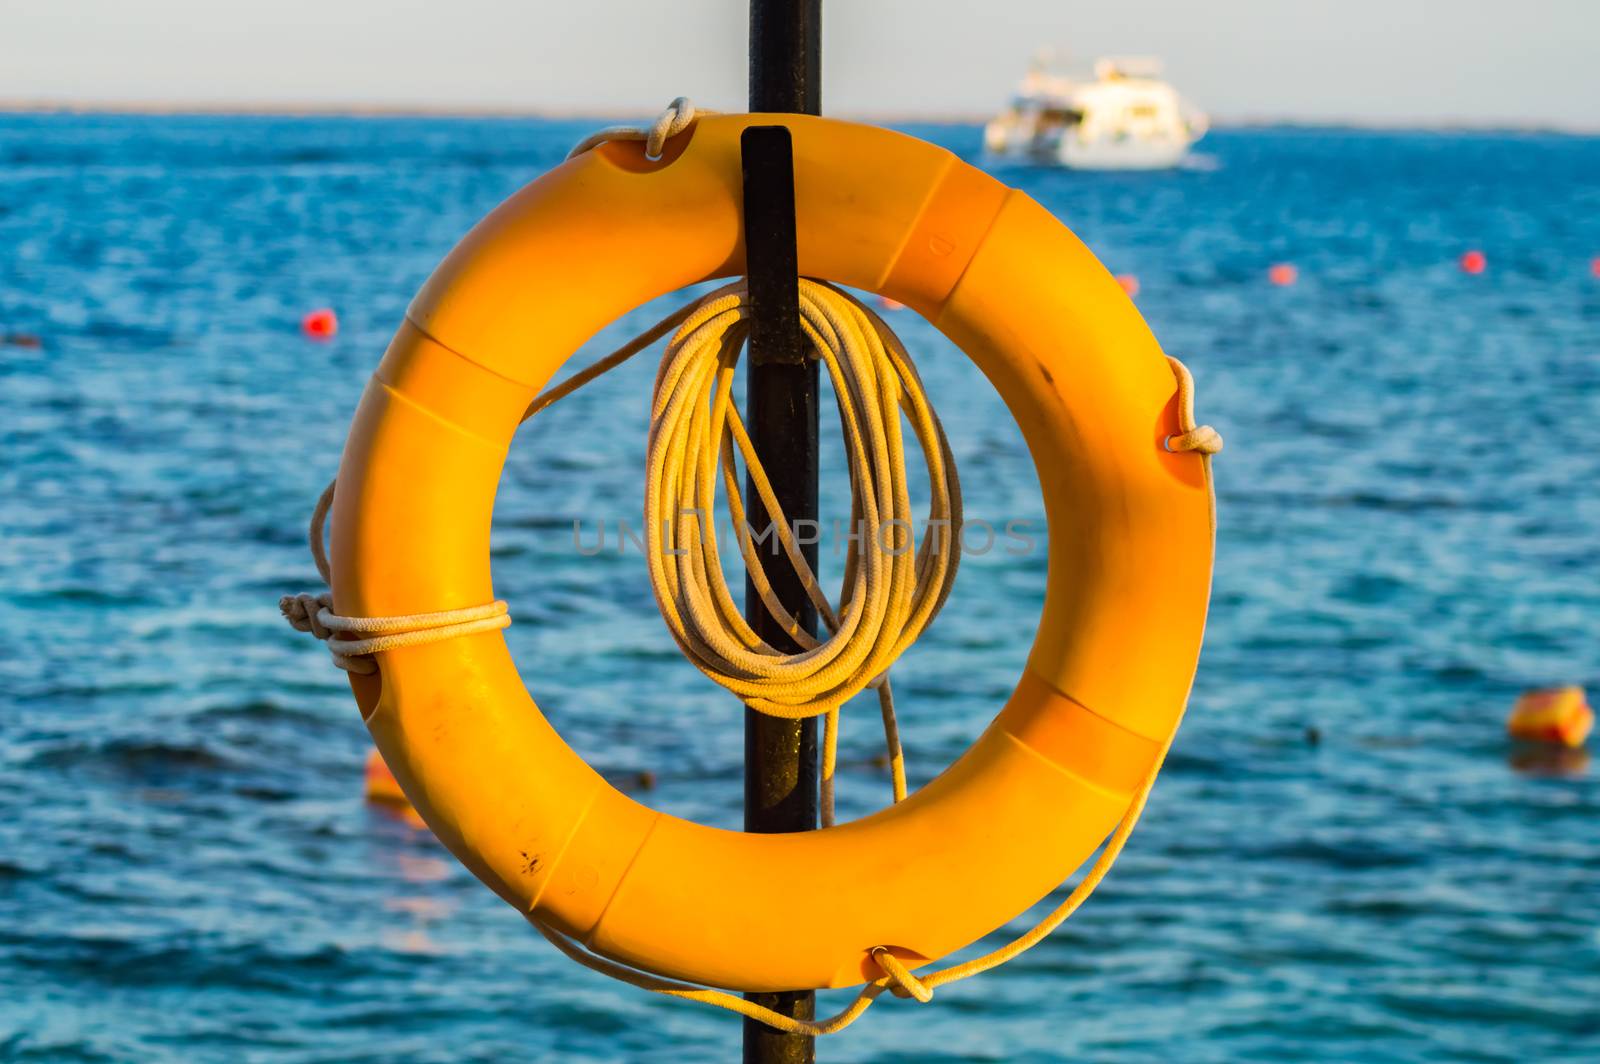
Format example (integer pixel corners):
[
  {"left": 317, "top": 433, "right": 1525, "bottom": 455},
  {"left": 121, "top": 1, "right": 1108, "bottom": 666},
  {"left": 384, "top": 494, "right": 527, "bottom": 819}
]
[
  {"left": 567, "top": 96, "right": 713, "bottom": 161},
  {"left": 639, "top": 279, "right": 960, "bottom": 826},
  {"left": 1163, "top": 355, "right": 1224, "bottom": 454},
  {"left": 280, "top": 590, "right": 335, "bottom": 641},
  {"left": 870, "top": 948, "right": 934, "bottom": 1003},
  {"left": 645, "top": 96, "right": 699, "bottom": 158}
]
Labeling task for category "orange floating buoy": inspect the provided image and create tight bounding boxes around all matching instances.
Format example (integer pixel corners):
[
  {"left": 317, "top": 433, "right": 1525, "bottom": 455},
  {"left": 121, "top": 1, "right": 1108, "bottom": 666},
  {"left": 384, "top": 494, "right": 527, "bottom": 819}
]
[
  {"left": 1507, "top": 687, "right": 1594, "bottom": 748},
  {"left": 301, "top": 307, "right": 339, "bottom": 339},
  {"left": 1114, "top": 274, "right": 1139, "bottom": 297},
  {"left": 876, "top": 294, "right": 905, "bottom": 312},
  {"left": 1590, "top": 257, "right": 1600, "bottom": 279},
  {"left": 365, "top": 748, "right": 426, "bottom": 827},
  {"left": 1459, "top": 250, "right": 1487, "bottom": 275},
  {"left": 1267, "top": 263, "right": 1297, "bottom": 286}
]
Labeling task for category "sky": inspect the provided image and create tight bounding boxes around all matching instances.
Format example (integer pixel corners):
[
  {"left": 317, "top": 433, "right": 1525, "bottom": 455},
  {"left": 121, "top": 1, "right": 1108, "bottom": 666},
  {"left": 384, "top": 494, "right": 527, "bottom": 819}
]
[{"left": 2, "top": 0, "right": 1598, "bottom": 128}]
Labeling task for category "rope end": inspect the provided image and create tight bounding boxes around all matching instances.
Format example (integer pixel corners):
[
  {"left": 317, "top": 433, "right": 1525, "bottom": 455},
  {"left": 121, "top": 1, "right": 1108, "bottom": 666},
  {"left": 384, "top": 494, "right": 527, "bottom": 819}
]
[{"left": 280, "top": 590, "right": 333, "bottom": 638}]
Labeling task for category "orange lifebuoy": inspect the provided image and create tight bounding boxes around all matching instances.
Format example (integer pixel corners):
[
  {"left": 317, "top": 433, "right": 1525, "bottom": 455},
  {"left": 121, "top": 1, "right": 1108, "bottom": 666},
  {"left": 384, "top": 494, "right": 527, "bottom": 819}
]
[{"left": 330, "top": 114, "right": 1214, "bottom": 993}]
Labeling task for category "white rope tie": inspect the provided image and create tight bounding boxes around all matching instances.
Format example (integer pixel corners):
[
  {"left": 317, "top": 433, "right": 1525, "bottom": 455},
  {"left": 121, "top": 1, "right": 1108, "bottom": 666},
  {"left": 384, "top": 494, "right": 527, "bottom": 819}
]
[
  {"left": 276, "top": 480, "right": 509, "bottom": 674},
  {"left": 279, "top": 590, "right": 509, "bottom": 675},
  {"left": 566, "top": 97, "right": 711, "bottom": 161}
]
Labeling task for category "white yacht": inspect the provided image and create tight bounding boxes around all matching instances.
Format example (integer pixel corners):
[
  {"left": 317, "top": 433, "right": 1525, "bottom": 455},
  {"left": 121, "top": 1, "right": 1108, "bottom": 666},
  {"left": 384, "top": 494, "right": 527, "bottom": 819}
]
[{"left": 985, "top": 55, "right": 1208, "bottom": 170}]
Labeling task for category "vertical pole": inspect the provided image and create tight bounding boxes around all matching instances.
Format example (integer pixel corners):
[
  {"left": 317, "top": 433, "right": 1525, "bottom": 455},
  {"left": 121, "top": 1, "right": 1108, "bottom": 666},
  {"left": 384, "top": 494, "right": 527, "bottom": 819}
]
[{"left": 743, "top": 3, "right": 820, "bottom": 1063}]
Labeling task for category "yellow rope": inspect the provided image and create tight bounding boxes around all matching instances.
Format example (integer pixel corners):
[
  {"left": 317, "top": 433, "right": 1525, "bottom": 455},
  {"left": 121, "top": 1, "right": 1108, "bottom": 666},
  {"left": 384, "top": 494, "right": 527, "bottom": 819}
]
[
  {"left": 278, "top": 97, "right": 1223, "bottom": 1035},
  {"left": 640, "top": 279, "right": 959, "bottom": 823}
]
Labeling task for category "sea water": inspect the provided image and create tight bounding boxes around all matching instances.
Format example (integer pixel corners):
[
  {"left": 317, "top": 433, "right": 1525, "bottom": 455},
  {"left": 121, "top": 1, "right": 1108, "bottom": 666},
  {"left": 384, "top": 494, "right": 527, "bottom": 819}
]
[{"left": 1, "top": 115, "right": 1597, "bottom": 1062}]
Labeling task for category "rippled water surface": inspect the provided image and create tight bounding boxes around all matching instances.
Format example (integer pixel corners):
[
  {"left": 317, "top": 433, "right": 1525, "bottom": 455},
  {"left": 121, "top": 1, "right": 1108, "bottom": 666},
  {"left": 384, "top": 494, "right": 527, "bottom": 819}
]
[{"left": 2, "top": 115, "right": 1598, "bottom": 1062}]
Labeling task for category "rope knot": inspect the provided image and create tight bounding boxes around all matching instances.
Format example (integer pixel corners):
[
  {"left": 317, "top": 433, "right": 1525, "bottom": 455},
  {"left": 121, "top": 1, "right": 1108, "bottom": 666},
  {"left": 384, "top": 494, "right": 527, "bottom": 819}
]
[
  {"left": 567, "top": 96, "right": 713, "bottom": 161},
  {"left": 281, "top": 479, "right": 511, "bottom": 676},
  {"left": 1165, "top": 424, "right": 1223, "bottom": 455},
  {"left": 279, "top": 591, "right": 334, "bottom": 640},
  {"left": 645, "top": 97, "right": 698, "bottom": 159},
  {"left": 1163, "top": 355, "right": 1223, "bottom": 456},
  {"left": 870, "top": 947, "right": 934, "bottom": 1004}
]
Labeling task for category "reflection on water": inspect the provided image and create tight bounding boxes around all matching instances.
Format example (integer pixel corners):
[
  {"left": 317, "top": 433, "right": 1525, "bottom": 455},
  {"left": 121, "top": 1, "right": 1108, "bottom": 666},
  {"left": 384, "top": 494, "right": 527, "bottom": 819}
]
[{"left": 1507, "top": 743, "right": 1591, "bottom": 778}]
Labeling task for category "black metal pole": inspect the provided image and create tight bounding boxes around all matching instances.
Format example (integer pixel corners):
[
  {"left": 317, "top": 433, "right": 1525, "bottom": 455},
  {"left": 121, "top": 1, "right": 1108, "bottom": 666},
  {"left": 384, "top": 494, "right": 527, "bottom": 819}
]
[{"left": 743, "top": 3, "right": 820, "bottom": 1063}]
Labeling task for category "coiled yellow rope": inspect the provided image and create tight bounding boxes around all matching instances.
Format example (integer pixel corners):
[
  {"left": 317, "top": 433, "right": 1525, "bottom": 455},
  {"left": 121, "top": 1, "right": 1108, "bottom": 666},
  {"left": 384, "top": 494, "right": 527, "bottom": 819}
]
[
  {"left": 642, "top": 279, "right": 959, "bottom": 820},
  {"left": 280, "top": 97, "right": 1223, "bottom": 1037}
]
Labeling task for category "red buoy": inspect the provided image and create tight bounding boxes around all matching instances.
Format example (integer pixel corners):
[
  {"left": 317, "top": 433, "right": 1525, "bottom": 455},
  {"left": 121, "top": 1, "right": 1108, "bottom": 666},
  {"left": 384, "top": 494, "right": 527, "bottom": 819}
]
[
  {"left": 1268, "top": 263, "right": 1298, "bottom": 286},
  {"left": 1115, "top": 274, "right": 1140, "bottom": 297},
  {"left": 1459, "top": 250, "right": 1487, "bottom": 275},
  {"left": 876, "top": 295, "right": 905, "bottom": 312},
  {"left": 301, "top": 307, "right": 339, "bottom": 339},
  {"left": 1590, "top": 257, "right": 1600, "bottom": 279}
]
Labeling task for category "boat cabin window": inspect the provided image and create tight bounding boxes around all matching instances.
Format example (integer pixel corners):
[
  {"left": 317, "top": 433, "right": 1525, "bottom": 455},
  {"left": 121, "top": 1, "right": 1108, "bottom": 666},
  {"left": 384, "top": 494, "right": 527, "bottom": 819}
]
[{"left": 1037, "top": 107, "right": 1084, "bottom": 130}]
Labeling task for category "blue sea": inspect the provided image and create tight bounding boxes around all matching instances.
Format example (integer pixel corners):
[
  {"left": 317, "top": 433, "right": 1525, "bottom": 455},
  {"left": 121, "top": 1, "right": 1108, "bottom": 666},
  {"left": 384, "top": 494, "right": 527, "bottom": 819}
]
[{"left": 2, "top": 114, "right": 1598, "bottom": 1062}]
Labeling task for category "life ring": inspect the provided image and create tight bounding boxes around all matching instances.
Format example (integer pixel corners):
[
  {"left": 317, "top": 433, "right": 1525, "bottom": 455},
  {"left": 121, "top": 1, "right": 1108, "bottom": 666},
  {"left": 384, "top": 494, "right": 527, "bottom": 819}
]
[{"left": 331, "top": 113, "right": 1214, "bottom": 993}]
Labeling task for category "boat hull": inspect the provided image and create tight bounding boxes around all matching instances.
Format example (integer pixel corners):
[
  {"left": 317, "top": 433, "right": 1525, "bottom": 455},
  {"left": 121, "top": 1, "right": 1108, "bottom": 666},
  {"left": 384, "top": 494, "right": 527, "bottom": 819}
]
[
  {"left": 984, "top": 129, "right": 1198, "bottom": 172},
  {"left": 1056, "top": 136, "right": 1195, "bottom": 171}
]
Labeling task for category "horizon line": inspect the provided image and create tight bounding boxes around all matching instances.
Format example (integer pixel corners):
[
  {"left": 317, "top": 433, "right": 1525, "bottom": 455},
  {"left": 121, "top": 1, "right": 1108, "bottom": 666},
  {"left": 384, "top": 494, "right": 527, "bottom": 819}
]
[{"left": 1, "top": 97, "right": 1596, "bottom": 136}]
